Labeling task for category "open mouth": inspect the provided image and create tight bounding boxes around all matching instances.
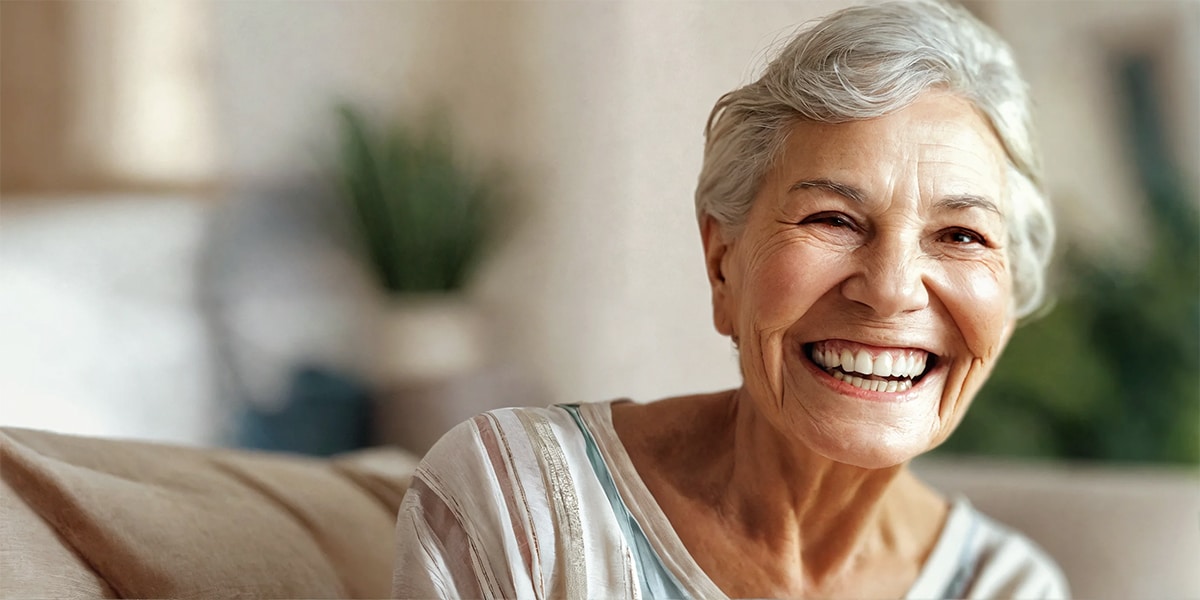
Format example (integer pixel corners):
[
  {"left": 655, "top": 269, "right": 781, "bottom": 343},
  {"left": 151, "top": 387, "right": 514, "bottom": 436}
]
[{"left": 804, "top": 341, "right": 937, "bottom": 393}]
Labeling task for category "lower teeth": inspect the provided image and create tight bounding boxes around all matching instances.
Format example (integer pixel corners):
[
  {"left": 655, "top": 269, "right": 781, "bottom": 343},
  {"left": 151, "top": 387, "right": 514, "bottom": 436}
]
[{"left": 830, "top": 369, "right": 912, "bottom": 392}]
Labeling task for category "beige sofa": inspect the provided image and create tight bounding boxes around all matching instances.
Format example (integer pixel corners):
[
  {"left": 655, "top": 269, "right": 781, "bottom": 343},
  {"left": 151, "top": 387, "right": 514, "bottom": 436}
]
[
  {"left": 1, "top": 427, "right": 418, "bottom": 598},
  {"left": 3, "top": 426, "right": 1198, "bottom": 598}
]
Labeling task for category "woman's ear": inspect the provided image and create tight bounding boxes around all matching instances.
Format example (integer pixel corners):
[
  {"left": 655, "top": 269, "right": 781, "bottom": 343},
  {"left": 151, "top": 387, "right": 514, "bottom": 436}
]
[{"left": 700, "top": 215, "right": 735, "bottom": 336}]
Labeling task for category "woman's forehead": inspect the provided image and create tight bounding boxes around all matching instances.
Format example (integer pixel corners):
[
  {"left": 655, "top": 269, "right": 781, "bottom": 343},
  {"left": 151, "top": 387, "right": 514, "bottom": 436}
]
[{"left": 773, "top": 94, "right": 1008, "bottom": 201}]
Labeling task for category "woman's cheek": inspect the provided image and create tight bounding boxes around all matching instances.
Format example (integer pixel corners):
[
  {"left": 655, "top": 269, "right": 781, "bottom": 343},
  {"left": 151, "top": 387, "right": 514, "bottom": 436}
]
[
  {"left": 743, "top": 244, "right": 842, "bottom": 325},
  {"left": 947, "top": 260, "right": 1013, "bottom": 359}
]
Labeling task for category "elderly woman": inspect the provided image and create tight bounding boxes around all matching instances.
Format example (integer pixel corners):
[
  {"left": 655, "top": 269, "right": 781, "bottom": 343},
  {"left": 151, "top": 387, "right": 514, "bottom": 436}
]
[{"left": 392, "top": 1, "right": 1066, "bottom": 598}]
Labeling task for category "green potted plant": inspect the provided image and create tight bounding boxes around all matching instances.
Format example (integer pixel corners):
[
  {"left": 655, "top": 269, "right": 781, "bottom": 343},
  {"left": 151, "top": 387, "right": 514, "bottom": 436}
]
[{"left": 334, "top": 104, "right": 497, "bottom": 384}]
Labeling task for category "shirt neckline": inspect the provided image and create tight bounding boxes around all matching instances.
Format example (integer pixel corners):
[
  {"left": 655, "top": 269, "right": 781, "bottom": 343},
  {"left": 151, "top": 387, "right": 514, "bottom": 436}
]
[{"left": 574, "top": 400, "right": 977, "bottom": 600}]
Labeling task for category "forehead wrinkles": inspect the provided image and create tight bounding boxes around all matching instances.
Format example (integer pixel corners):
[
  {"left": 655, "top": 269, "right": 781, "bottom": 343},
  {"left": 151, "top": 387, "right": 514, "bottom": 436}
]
[
  {"left": 917, "top": 128, "right": 1005, "bottom": 175},
  {"left": 915, "top": 113, "right": 1009, "bottom": 207},
  {"left": 777, "top": 97, "right": 1007, "bottom": 208},
  {"left": 916, "top": 152, "right": 1004, "bottom": 204}
]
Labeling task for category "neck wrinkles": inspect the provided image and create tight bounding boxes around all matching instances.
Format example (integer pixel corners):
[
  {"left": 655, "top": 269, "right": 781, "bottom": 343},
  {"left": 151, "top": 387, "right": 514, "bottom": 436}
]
[{"left": 721, "top": 388, "right": 909, "bottom": 583}]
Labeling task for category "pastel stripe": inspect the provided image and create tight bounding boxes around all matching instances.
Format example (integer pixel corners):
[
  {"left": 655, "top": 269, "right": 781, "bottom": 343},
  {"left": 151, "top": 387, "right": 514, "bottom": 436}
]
[
  {"left": 515, "top": 410, "right": 588, "bottom": 600},
  {"left": 473, "top": 413, "right": 532, "bottom": 598},
  {"left": 418, "top": 463, "right": 504, "bottom": 598},
  {"left": 408, "top": 477, "right": 487, "bottom": 599}
]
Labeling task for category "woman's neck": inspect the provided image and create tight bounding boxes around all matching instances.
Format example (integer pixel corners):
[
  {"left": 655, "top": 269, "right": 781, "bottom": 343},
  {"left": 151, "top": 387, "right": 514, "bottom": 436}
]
[
  {"left": 612, "top": 390, "right": 948, "bottom": 597},
  {"left": 725, "top": 387, "right": 920, "bottom": 580}
]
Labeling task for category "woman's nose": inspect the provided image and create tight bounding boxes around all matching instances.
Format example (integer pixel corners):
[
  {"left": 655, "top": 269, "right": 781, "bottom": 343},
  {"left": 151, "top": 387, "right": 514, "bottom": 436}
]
[{"left": 839, "top": 236, "right": 930, "bottom": 317}]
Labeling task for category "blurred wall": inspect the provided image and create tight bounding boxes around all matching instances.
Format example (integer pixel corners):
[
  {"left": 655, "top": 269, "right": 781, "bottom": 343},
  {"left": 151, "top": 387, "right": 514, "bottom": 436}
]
[
  {"left": 210, "top": 0, "right": 1198, "bottom": 408},
  {"left": 0, "top": 1, "right": 73, "bottom": 191},
  {"left": 209, "top": 1, "right": 856, "bottom": 407},
  {"left": 976, "top": 0, "right": 1200, "bottom": 265},
  {"left": 0, "top": 0, "right": 214, "bottom": 193},
  {"left": 3, "top": 1, "right": 1196, "bottom": 443}
]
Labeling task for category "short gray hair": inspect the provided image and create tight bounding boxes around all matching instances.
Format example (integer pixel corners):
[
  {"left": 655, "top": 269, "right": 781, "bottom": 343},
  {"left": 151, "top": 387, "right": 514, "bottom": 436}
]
[{"left": 695, "top": 0, "right": 1053, "bottom": 319}]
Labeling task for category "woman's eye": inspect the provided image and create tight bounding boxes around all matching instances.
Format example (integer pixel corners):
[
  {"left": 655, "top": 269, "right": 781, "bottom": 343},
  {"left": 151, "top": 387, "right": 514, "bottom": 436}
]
[
  {"left": 942, "top": 228, "right": 987, "bottom": 245},
  {"left": 800, "top": 213, "right": 855, "bottom": 229}
]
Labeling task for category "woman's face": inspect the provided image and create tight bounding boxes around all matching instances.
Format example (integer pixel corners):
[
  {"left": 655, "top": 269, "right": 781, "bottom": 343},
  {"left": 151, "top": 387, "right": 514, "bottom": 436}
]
[{"left": 704, "top": 92, "right": 1015, "bottom": 469}]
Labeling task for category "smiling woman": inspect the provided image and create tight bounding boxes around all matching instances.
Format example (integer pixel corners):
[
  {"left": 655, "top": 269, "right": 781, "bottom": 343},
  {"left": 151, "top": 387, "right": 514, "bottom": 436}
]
[
  {"left": 391, "top": 2, "right": 1066, "bottom": 598},
  {"left": 705, "top": 93, "right": 1015, "bottom": 471}
]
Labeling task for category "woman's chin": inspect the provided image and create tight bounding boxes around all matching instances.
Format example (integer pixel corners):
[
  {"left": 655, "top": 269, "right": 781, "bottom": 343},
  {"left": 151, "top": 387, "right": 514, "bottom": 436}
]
[{"left": 802, "top": 423, "right": 936, "bottom": 470}]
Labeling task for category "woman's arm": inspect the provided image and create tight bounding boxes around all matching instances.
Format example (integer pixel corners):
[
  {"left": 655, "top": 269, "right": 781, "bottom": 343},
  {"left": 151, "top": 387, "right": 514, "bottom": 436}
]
[
  {"left": 390, "top": 415, "right": 539, "bottom": 599},
  {"left": 391, "top": 478, "right": 480, "bottom": 599}
]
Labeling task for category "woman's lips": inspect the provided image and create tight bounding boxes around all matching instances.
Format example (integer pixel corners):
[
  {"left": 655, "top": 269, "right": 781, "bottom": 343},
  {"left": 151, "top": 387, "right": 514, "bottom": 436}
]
[{"left": 805, "top": 340, "right": 937, "bottom": 394}]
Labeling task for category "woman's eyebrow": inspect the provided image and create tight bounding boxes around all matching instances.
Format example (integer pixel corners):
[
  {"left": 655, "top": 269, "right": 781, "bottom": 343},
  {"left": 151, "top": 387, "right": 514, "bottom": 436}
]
[
  {"left": 790, "top": 178, "right": 867, "bottom": 204},
  {"left": 934, "top": 194, "right": 1002, "bottom": 216},
  {"left": 792, "top": 178, "right": 1002, "bottom": 216}
]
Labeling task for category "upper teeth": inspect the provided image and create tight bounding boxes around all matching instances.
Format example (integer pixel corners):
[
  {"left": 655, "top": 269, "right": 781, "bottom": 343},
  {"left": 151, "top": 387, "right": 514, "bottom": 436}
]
[{"left": 813, "top": 347, "right": 927, "bottom": 378}]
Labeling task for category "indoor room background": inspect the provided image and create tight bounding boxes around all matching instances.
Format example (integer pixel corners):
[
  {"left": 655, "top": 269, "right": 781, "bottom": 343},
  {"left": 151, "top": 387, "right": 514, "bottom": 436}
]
[
  {"left": 3, "top": 2, "right": 1198, "bottom": 596},
  {"left": 2, "top": 0, "right": 1197, "bottom": 486}
]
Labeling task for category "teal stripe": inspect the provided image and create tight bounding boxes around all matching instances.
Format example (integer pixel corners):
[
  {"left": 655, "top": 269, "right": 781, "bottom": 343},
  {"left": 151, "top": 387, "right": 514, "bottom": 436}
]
[{"left": 559, "top": 404, "right": 690, "bottom": 600}]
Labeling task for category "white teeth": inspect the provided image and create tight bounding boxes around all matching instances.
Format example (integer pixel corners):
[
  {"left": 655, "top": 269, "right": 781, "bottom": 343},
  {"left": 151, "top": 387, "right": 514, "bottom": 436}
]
[
  {"left": 834, "top": 373, "right": 916, "bottom": 393},
  {"left": 854, "top": 350, "right": 872, "bottom": 376},
  {"left": 873, "top": 353, "right": 893, "bottom": 377},
  {"left": 813, "top": 343, "right": 932, "bottom": 388}
]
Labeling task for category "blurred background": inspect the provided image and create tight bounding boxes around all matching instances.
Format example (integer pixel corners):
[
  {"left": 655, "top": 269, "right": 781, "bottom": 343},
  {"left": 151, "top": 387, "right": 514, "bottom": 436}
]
[
  {"left": 2, "top": 0, "right": 1197, "bottom": 456},
  {"left": 2, "top": 0, "right": 1197, "bottom": 596}
]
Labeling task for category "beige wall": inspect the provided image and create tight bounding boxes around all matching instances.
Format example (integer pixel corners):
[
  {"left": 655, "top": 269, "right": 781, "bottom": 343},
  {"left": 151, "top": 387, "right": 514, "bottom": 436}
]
[
  {"left": 1, "top": 1, "right": 214, "bottom": 194},
  {"left": 210, "top": 2, "right": 858, "bottom": 406},
  {"left": 1, "top": 1, "right": 76, "bottom": 192}
]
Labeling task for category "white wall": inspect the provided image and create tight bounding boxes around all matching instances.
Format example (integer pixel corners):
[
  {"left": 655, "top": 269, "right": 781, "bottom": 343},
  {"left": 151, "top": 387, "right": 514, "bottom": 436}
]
[{"left": 0, "top": 196, "right": 217, "bottom": 444}]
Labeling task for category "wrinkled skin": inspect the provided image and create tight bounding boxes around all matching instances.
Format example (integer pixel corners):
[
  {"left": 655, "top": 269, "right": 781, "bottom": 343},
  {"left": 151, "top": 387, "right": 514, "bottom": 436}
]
[{"left": 704, "top": 91, "right": 1015, "bottom": 469}]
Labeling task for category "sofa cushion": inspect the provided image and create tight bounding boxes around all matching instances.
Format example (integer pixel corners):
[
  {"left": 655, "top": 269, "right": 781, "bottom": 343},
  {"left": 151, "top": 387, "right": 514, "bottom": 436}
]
[
  {"left": 0, "top": 427, "right": 417, "bottom": 599},
  {"left": 1, "top": 474, "right": 116, "bottom": 598}
]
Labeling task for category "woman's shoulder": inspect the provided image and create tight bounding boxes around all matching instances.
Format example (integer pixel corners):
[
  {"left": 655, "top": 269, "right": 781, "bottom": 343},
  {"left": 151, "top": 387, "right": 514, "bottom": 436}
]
[
  {"left": 395, "top": 403, "right": 625, "bottom": 599},
  {"left": 420, "top": 405, "right": 583, "bottom": 464},
  {"left": 415, "top": 402, "right": 638, "bottom": 483},
  {"left": 422, "top": 395, "right": 716, "bottom": 464}
]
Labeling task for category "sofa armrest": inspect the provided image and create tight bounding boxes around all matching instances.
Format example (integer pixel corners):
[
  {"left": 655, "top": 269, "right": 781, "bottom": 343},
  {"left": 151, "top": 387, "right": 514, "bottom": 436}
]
[{"left": 1, "top": 427, "right": 417, "bottom": 599}]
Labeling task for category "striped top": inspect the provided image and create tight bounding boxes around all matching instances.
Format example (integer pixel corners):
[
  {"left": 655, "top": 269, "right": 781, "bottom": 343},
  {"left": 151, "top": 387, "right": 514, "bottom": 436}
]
[{"left": 392, "top": 402, "right": 1069, "bottom": 599}]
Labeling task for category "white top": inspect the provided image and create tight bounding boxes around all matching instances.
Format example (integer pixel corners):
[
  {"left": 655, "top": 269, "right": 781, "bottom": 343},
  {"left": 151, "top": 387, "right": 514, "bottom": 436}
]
[{"left": 392, "top": 402, "right": 1070, "bottom": 599}]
